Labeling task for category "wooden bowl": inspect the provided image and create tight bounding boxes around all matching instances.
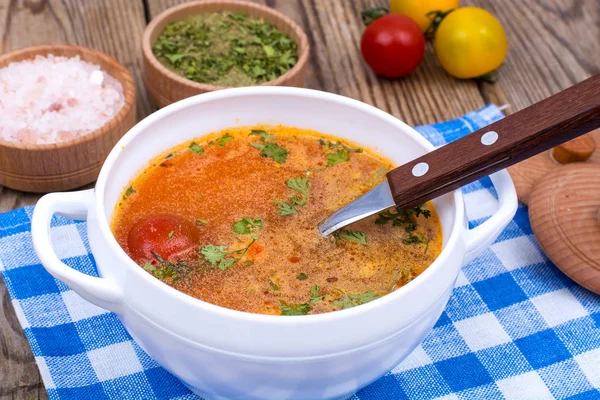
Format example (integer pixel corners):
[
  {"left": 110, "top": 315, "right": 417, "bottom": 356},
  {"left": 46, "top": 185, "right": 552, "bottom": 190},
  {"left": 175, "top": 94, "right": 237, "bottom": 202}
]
[
  {"left": 142, "top": 0, "right": 310, "bottom": 108},
  {"left": 0, "top": 45, "right": 136, "bottom": 193}
]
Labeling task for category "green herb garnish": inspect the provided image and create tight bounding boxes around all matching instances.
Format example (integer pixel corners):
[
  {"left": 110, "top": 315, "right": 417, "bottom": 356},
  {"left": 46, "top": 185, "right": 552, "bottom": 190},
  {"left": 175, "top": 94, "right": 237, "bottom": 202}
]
[
  {"left": 252, "top": 142, "right": 289, "bottom": 163},
  {"left": 319, "top": 139, "right": 363, "bottom": 154},
  {"left": 402, "top": 233, "right": 425, "bottom": 245},
  {"left": 334, "top": 290, "right": 379, "bottom": 309},
  {"left": 297, "top": 272, "right": 308, "bottom": 281},
  {"left": 152, "top": 12, "right": 298, "bottom": 87},
  {"left": 250, "top": 129, "right": 288, "bottom": 163},
  {"left": 144, "top": 252, "right": 189, "bottom": 282},
  {"left": 277, "top": 175, "right": 311, "bottom": 216},
  {"left": 249, "top": 129, "right": 275, "bottom": 142},
  {"left": 189, "top": 142, "right": 205, "bottom": 155},
  {"left": 280, "top": 300, "right": 310, "bottom": 316},
  {"left": 334, "top": 229, "right": 368, "bottom": 246},
  {"left": 401, "top": 269, "right": 415, "bottom": 284},
  {"left": 216, "top": 133, "right": 234, "bottom": 147},
  {"left": 200, "top": 239, "right": 256, "bottom": 270},
  {"left": 319, "top": 139, "right": 362, "bottom": 166},
  {"left": 286, "top": 176, "right": 310, "bottom": 205},
  {"left": 269, "top": 279, "right": 281, "bottom": 291},
  {"left": 167, "top": 230, "right": 174, "bottom": 239},
  {"left": 376, "top": 205, "right": 430, "bottom": 245},
  {"left": 123, "top": 186, "right": 135, "bottom": 199},
  {"left": 309, "top": 285, "right": 324, "bottom": 304},
  {"left": 326, "top": 149, "right": 350, "bottom": 166},
  {"left": 277, "top": 201, "right": 297, "bottom": 216},
  {"left": 196, "top": 219, "right": 208, "bottom": 225},
  {"left": 391, "top": 269, "right": 416, "bottom": 291},
  {"left": 232, "top": 217, "right": 262, "bottom": 235}
]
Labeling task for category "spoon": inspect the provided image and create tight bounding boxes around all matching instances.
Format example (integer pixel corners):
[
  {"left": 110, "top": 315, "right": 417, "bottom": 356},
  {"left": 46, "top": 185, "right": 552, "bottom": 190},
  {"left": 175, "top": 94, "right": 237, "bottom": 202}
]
[{"left": 319, "top": 74, "right": 600, "bottom": 236}]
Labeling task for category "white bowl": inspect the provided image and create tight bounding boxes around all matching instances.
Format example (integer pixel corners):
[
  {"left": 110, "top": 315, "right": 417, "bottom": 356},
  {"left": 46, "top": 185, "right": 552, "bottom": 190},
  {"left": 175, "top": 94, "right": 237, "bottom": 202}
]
[{"left": 31, "top": 87, "right": 517, "bottom": 400}]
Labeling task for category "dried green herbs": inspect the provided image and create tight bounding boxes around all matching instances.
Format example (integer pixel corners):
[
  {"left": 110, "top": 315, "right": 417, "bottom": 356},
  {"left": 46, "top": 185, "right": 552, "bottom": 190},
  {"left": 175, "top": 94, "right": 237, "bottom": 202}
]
[{"left": 152, "top": 12, "right": 298, "bottom": 87}]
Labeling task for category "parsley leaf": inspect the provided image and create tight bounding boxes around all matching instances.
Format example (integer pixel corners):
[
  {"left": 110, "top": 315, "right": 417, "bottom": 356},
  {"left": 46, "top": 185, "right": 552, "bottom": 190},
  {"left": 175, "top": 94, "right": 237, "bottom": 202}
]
[
  {"left": 123, "top": 186, "right": 135, "bottom": 199},
  {"left": 286, "top": 176, "right": 310, "bottom": 205},
  {"left": 402, "top": 233, "right": 425, "bottom": 245},
  {"left": 277, "top": 201, "right": 297, "bottom": 216},
  {"left": 249, "top": 129, "right": 275, "bottom": 142},
  {"left": 257, "top": 142, "right": 289, "bottom": 163},
  {"left": 326, "top": 149, "right": 350, "bottom": 166},
  {"left": 280, "top": 300, "right": 310, "bottom": 316},
  {"left": 144, "top": 252, "right": 189, "bottom": 281},
  {"left": 297, "top": 272, "right": 308, "bottom": 281},
  {"left": 333, "top": 290, "right": 379, "bottom": 309},
  {"left": 167, "top": 230, "right": 174, "bottom": 239},
  {"left": 334, "top": 229, "right": 368, "bottom": 246},
  {"left": 232, "top": 217, "right": 263, "bottom": 234},
  {"left": 249, "top": 129, "right": 288, "bottom": 163},
  {"left": 189, "top": 142, "right": 204, "bottom": 155},
  {"left": 376, "top": 206, "right": 430, "bottom": 245},
  {"left": 319, "top": 139, "right": 363, "bottom": 153},
  {"left": 200, "top": 239, "right": 256, "bottom": 270},
  {"left": 309, "top": 285, "right": 324, "bottom": 304},
  {"left": 276, "top": 175, "right": 311, "bottom": 216},
  {"left": 196, "top": 219, "right": 208, "bottom": 225},
  {"left": 200, "top": 245, "right": 232, "bottom": 270},
  {"left": 216, "top": 133, "right": 234, "bottom": 147}
]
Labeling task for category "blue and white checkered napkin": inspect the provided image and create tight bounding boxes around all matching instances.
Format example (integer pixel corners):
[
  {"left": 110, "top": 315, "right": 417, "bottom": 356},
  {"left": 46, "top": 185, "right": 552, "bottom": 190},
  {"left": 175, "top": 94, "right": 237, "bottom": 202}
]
[{"left": 2, "top": 105, "right": 600, "bottom": 400}]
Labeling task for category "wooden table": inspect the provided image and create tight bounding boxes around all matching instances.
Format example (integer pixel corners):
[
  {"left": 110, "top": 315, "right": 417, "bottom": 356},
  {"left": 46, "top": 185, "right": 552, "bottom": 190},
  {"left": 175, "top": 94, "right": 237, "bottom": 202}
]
[{"left": 0, "top": 0, "right": 597, "bottom": 398}]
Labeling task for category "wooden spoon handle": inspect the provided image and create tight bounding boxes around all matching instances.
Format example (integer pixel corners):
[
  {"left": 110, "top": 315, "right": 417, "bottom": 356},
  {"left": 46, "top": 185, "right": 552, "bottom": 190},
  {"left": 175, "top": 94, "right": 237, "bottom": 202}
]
[{"left": 387, "top": 74, "right": 600, "bottom": 209}]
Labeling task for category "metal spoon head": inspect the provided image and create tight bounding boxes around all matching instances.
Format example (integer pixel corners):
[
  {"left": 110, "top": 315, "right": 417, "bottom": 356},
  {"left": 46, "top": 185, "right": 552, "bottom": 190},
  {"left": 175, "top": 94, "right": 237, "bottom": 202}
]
[{"left": 318, "top": 182, "right": 396, "bottom": 236}]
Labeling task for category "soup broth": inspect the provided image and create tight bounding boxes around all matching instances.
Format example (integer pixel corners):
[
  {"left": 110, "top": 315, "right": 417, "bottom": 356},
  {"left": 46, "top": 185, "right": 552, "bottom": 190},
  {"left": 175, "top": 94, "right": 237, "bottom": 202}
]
[{"left": 111, "top": 126, "right": 443, "bottom": 315}]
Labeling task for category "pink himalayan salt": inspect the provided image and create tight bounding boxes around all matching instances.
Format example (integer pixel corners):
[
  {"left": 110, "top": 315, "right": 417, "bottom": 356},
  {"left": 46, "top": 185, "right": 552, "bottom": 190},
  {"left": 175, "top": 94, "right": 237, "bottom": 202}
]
[{"left": 0, "top": 54, "right": 125, "bottom": 145}]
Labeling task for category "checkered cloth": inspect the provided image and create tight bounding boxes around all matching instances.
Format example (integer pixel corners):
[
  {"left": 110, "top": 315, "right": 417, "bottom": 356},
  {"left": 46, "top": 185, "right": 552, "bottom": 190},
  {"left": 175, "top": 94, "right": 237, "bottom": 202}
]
[{"left": 2, "top": 105, "right": 600, "bottom": 400}]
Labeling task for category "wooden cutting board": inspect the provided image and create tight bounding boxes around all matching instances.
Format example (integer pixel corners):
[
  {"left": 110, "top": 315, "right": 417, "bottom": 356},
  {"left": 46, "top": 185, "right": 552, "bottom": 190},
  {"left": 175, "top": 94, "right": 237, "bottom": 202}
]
[{"left": 529, "top": 164, "right": 600, "bottom": 293}]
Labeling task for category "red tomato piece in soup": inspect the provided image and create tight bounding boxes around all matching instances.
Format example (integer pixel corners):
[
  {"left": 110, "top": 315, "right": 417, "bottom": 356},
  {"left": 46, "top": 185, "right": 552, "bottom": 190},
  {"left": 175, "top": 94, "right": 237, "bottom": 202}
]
[{"left": 127, "top": 216, "right": 198, "bottom": 262}]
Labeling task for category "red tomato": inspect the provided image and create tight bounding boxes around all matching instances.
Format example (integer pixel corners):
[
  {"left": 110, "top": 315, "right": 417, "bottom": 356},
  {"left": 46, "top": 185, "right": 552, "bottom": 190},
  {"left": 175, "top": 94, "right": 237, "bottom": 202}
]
[
  {"left": 127, "top": 216, "right": 198, "bottom": 263},
  {"left": 360, "top": 14, "right": 425, "bottom": 78}
]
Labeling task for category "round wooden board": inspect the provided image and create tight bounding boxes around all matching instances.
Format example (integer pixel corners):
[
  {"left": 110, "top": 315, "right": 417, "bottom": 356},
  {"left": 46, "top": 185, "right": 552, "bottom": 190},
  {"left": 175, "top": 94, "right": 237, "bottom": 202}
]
[
  {"left": 508, "top": 129, "right": 600, "bottom": 204},
  {"left": 529, "top": 164, "right": 600, "bottom": 293}
]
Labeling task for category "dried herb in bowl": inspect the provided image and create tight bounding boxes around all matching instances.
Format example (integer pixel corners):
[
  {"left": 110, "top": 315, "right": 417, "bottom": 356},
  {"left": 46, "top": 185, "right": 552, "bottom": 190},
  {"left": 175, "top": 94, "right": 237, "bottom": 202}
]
[{"left": 152, "top": 11, "right": 298, "bottom": 87}]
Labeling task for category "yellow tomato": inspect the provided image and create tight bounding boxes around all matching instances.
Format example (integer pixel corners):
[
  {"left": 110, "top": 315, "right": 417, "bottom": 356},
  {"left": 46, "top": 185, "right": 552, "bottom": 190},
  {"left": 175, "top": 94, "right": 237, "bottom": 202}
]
[
  {"left": 390, "top": 0, "right": 460, "bottom": 32},
  {"left": 434, "top": 7, "right": 507, "bottom": 79}
]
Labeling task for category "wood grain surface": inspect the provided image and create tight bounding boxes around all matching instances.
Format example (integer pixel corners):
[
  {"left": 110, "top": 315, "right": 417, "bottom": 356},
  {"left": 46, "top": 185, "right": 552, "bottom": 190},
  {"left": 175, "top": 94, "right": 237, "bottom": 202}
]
[
  {"left": 529, "top": 164, "right": 600, "bottom": 294},
  {"left": 1, "top": 0, "right": 598, "bottom": 398}
]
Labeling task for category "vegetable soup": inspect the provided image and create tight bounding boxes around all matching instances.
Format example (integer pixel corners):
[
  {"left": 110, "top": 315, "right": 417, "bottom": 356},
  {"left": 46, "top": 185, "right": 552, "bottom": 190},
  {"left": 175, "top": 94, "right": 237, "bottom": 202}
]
[{"left": 111, "top": 126, "right": 443, "bottom": 315}]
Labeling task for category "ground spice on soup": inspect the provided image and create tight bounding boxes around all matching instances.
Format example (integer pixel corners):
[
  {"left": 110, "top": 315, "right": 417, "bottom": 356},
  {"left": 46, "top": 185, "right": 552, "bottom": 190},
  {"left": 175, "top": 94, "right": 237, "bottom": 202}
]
[
  {"left": 112, "top": 126, "right": 444, "bottom": 316},
  {"left": 152, "top": 12, "right": 298, "bottom": 87}
]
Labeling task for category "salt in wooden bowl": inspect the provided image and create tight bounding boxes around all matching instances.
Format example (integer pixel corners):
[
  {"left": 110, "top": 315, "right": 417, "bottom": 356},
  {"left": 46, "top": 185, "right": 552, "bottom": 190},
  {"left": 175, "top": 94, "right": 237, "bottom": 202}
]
[
  {"left": 0, "top": 45, "right": 136, "bottom": 193},
  {"left": 142, "top": 0, "right": 310, "bottom": 108}
]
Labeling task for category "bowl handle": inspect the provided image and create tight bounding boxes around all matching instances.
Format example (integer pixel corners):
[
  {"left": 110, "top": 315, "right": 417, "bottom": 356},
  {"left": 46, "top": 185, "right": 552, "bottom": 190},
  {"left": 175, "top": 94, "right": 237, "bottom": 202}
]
[
  {"left": 463, "top": 169, "right": 518, "bottom": 265},
  {"left": 31, "top": 190, "right": 124, "bottom": 313}
]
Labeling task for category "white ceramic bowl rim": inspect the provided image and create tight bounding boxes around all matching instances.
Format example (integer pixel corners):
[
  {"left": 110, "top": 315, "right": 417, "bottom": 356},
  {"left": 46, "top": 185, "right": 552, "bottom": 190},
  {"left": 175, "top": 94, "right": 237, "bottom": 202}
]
[{"left": 94, "top": 86, "right": 465, "bottom": 325}]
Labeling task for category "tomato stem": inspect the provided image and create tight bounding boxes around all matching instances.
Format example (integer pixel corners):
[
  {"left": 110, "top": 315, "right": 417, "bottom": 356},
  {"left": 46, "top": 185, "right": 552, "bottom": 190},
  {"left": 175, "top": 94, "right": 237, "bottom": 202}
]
[
  {"left": 361, "top": 7, "right": 389, "bottom": 26},
  {"left": 424, "top": 9, "right": 455, "bottom": 39},
  {"left": 477, "top": 70, "right": 499, "bottom": 84}
]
